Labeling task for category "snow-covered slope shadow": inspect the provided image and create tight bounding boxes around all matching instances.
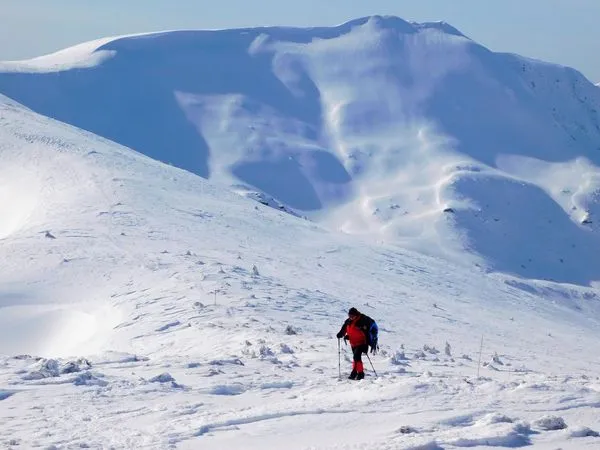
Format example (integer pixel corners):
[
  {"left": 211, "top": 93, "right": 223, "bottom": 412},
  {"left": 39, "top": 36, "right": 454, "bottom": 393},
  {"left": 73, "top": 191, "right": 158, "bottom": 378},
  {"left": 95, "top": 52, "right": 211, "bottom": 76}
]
[
  {"left": 1, "top": 15, "right": 600, "bottom": 286},
  {"left": 443, "top": 173, "right": 600, "bottom": 284}
]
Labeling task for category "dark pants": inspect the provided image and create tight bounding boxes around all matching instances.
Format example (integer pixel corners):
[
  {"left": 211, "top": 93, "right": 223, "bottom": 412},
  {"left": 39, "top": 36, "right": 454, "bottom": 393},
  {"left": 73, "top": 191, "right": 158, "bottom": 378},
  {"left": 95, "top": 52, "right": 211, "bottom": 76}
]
[{"left": 351, "top": 345, "right": 368, "bottom": 373}]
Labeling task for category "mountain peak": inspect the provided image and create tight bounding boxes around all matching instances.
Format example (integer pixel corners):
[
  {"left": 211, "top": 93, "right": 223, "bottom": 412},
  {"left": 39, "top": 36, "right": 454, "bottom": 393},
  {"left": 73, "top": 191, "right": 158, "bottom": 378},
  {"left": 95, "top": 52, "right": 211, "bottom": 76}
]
[
  {"left": 339, "top": 15, "right": 467, "bottom": 38},
  {"left": 341, "top": 15, "right": 413, "bottom": 32}
]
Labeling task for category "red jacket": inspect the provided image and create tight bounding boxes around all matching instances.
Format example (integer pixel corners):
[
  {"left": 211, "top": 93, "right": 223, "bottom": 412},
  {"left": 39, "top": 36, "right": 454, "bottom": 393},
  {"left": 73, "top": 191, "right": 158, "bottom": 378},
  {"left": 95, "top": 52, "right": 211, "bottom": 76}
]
[
  {"left": 337, "top": 314, "right": 375, "bottom": 347},
  {"left": 345, "top": 317, "right": 367, "bottom": 346}
]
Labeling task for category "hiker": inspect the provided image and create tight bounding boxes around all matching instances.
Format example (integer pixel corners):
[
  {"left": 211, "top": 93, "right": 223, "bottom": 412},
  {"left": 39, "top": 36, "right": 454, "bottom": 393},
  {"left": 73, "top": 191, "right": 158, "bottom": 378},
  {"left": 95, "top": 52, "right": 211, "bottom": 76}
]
[{"left": 336, "top": 307, "right": 378, "bottom": 380}]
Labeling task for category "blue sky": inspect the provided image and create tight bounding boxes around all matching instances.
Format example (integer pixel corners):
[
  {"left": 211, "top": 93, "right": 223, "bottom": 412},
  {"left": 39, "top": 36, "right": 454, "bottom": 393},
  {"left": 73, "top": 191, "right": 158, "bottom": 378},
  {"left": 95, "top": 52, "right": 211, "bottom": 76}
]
[{"left": 1, "top": 0, "right": 599, "bottom": 82}]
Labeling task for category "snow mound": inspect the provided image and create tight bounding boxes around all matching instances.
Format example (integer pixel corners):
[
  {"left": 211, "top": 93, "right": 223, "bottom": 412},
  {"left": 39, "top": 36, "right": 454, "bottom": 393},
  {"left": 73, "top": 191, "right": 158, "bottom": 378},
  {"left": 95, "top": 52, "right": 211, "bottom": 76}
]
[
  {"left": 72, "top": 371, "right": 108, "bottom": 386},
  {"left": 442, "top": 416, "right": 533, "bottom": 447},
  {"left": 21, "top": 357, "right": 92, "bottom": 380},
  {"left": 568, "top": 426, "right": 600, "bottom": 438}
]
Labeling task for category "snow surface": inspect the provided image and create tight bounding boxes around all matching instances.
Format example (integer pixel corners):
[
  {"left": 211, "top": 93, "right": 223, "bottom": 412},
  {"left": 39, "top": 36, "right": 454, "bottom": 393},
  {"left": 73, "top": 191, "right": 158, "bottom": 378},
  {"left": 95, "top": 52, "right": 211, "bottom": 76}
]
[
  {"left": 2, "top": 92, "right": 600, "bottom": 448},
  {"left": 1, "top": 15, "right": 600, "bottom": 449},
  {"left": 1, "top": 16, "right": 600, "bottom": 286}
]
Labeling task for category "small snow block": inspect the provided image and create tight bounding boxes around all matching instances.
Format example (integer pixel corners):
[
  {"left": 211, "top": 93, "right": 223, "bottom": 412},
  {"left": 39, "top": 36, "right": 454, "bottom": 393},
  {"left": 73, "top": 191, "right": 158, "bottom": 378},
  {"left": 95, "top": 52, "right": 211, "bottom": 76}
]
[
  {"left": 73, "top": 372, "right": 108, "bottom": 387},
  {"left": 61, "top": 358, "right": 92, "bottom": 374},
  {"left": 150, "top": 373, "right": 175, "bottom": 383},
  {"left": 534, "top": 415, "right": 567, "bottom": 431},
  {"left": 284, "top": 325, "right": 298, "bottom": 335}
]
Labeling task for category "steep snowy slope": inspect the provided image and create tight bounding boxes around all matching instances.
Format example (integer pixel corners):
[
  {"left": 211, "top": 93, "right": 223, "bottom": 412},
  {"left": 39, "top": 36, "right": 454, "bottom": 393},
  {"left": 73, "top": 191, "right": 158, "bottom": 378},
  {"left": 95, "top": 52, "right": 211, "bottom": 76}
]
[
  {"left": 1, "top": 16, "right": 600, "bottom": 286},
  {"left": 2, "top": 94, "right": 600, "bottom": 448}
]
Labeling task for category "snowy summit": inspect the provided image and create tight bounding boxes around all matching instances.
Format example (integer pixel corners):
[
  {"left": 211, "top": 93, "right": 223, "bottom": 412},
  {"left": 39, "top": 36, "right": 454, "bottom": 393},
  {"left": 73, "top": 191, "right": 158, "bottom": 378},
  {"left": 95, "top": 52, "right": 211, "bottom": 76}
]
[{"left": 1, "top": 16, "right": 600, "bottom": 449}]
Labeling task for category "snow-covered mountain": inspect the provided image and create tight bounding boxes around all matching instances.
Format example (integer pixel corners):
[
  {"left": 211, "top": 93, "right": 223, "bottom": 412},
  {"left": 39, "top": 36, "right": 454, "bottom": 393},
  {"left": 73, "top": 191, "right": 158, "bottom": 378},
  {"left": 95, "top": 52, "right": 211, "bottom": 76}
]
[
  {"left": 2, "top": 16, "right": 600, "bottom": 449},
  {"left": 2, "top": 87, "right": 600, "bottom": 449},
  {"left": 1, "top": 16, "right": 600, "bottom": 286}
]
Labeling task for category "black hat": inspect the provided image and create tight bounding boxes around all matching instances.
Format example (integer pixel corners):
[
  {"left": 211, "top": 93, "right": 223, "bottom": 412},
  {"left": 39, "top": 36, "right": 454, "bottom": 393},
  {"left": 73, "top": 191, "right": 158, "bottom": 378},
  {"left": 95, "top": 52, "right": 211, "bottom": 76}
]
[{"left": 348, "top": 307, "right": 359, "bottom": 316}]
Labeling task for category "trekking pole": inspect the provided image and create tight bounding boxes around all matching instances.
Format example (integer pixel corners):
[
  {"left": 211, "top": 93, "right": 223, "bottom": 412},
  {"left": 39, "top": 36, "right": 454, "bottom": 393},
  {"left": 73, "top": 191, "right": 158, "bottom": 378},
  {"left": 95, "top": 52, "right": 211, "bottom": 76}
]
[
  {"left": 477, "top": 335, "right": 484, "bottom": 378},
  {"left": 366, "top": 353, "right": 378, "bottom": 378},
  {"left": 337, "top": 339, "right": 342, "bottom": 379}
]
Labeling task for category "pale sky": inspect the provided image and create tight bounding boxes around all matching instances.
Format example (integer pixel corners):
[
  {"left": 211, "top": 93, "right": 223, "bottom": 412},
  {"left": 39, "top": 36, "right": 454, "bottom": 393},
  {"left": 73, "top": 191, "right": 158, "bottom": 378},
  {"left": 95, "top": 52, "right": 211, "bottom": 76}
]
[{"left": 1, "top": 0, "right": 599, "bottom": 82}]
